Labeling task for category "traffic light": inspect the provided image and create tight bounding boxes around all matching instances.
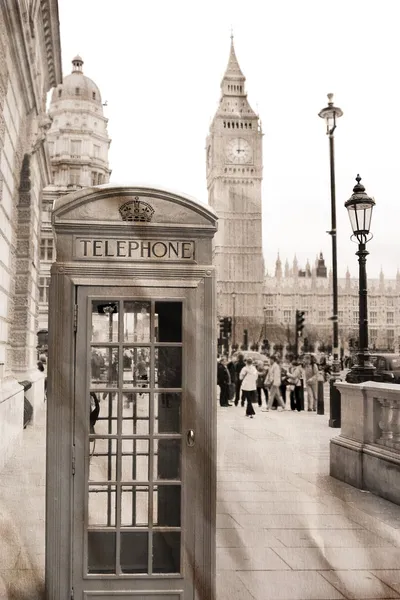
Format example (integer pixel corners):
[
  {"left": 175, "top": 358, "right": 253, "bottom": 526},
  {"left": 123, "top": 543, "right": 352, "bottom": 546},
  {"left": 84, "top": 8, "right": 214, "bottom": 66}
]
[
  {"left": 219, "top": 318, "right": 225, "bottom": 339},
  {"left": 224, "top": 317, "right": 232, "bottom": 337},
  {"left": 296, "top": 310, "right": 305, "bottom": 337}
]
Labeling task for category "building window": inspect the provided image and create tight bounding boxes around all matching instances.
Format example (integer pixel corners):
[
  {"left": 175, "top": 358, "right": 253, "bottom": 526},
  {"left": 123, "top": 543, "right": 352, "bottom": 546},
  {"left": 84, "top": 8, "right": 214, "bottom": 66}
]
[
  {"left": 387, "top": 312, "right": 394, "bottom": 325},
  {"left": 318, "top": 311, "right": 326, "bottom": 322},
  {"left": 93, "top": 144, "right": 100, "bottom": 158},
  {"left": 265, "top": 310, "right": 274, "bottom": 324},
  {"left": 370, "top": 329, "right": 378, "bottom": 346},
  {"left": 283, "top": 310, "right": 291, "bottom": 324},
  {"left": 92, "top": 91, "right": 96, "bottom": 100},
  {"left": 370, "top": 298, "right": 377, "bottom": 307},
  {"left": 370, "top": 311, "right": 377, "bottom": 324},
  {"left": 39, "top": 277, "right": 50, "bottom": 303},
  {"left": 71, "top": 140, "right": 82, "bottom": 156},
  {"left": 40, "top": 238, "right": 54, "bottom": 261},
  {"left": 387, "top": 298, "right": 394, "bottom": 307},
  {"left": 353, "top": 311, "right": 359, "bottom": 325},
  {"left": 70, "top": 169, "right": 80, "bottom": 185},
  {"left": 75, "top": 87, "right": 80, "bottom": 95},
  {"left": 338, "top": 311, "right": 344, "bottom": 320},
  {"left": 387, "top": 329, "right": 395, "bottom": 348},
  {"left": 58, "top": 89, "right": 62, "bottom": 98}
]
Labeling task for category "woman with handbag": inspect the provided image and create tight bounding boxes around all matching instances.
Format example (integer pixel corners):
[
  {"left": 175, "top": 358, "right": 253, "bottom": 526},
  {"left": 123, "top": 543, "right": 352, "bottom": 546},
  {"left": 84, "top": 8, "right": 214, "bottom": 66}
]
[{"left": 239, "top": 358, "right": 258, "bottom": 418}]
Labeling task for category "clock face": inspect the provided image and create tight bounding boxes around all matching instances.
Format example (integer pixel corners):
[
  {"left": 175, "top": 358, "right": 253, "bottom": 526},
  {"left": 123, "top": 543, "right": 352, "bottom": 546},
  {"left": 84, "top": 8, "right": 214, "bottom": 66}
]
[{"left": 225, "top": 137, "right": 253, "bottom": 164}]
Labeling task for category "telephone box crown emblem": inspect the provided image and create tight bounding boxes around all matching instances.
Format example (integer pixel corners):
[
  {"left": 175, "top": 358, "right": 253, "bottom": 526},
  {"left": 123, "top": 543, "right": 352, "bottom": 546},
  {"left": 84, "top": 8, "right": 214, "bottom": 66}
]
[{"left": 119, "top": 197, "right": 155, "bottom": 222}]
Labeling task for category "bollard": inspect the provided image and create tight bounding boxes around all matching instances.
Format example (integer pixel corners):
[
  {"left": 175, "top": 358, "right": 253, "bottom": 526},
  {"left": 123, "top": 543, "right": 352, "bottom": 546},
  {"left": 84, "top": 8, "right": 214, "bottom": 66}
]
[{"left": 317, "top": 372, "right": 325, "bottom": 415}]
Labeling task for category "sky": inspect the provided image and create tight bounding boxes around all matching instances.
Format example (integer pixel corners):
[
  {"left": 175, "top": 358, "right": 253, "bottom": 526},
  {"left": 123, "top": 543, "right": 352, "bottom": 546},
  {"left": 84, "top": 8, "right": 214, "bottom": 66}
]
[{"left": 58, "top": 0, "right": 400, "bottom": 279}]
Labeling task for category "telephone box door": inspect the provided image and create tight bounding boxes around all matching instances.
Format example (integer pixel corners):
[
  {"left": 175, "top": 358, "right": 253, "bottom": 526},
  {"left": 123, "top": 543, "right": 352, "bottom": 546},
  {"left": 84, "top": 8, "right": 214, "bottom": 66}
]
[{"left": 73, "top": 286, "right": 197, "bottom": 599}]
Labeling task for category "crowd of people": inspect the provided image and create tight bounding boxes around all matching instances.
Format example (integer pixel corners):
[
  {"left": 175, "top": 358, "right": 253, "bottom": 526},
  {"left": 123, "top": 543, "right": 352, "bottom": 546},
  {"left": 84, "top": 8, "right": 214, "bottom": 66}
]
[{"left": 217, "top": 352, "right": 321, "bottom": 418}]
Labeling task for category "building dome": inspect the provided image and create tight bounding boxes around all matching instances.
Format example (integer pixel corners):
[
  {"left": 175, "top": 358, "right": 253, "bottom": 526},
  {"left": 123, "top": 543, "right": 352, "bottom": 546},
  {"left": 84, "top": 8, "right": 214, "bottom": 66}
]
[{"left": 50, "top": 56, "right": 102, "bottom": 106}]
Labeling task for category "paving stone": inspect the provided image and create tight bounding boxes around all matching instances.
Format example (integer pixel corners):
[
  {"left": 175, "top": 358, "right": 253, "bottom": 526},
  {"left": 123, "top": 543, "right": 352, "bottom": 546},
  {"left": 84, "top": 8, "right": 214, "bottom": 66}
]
[
  {"left": 216, "top": 528, "right": 284, "bottom": 548},
  {"left": 273, "top": 547, "right": 400, "bottom": 570},
  {"left": 237, "top": 570, "right": 345, "bottom": 599},
  {"left": 320, "top": 570, "right": 400, "bottom": 599},
  {"left": 217, "top": 547, "right": 291, "bottom": 571},
  {"left": 371, "top": 571, "right": 400, "bottom": 594},
  {"left": 271, "top": 528, "right": 395, "bottom": 548}
]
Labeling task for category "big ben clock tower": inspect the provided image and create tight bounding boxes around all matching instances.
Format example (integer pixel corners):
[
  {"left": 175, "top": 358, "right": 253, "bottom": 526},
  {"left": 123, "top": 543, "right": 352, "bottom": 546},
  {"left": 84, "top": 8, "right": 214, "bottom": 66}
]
[{"left": 206, "top": 37, "right": 264, "bottom": 344}]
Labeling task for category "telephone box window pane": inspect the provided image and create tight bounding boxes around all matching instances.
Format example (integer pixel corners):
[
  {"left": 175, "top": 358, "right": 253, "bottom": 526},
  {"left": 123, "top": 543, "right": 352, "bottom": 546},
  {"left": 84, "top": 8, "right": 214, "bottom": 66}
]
[
  {"left": 91, "top": 301, "right": 119, "bottom": 342},
  {"left": 154, "top": 439, "right": 181, "bottom": 480},
  {"left": 88, "top": 485, "right": 116, "bottom": 526},
  {"left": 121, "top": 439, "right": 149, "bottom": 482},
  {"left": 121, "top": 486, "right": 149, "bottom": 526},
  {"left": 155, "top": 348, "right": 182, "bottom": 388},
  {"left": 154, "top": 393, "right": 181, "bottom": 433},
  {"left": 154, "top": 302, "right": 182, "bottom": 342},
  {"left": 120, "top": 531, "right": 148, "bottom": 574},
  {"left": 88, "top": 531, "right": 116, "bottom": 574},
  {"left": 123, "top": 347, "right": 150, "bottom": 388},
  {"left": 123, "top": 301, "right": 151, "bottom": 342},
  {"left": 91, "top": 392, "right": 118, "bottom": 436},
  {"left": 153, "top": 485, "right": 181, "bottom": 527},
  {"left": 153, "top": 532, "right": 180, "bottom": 574},
  {"left": 122, "top": 392, "right": 149, "bottom": 435},
  {"left": 89, "top": 438, "right": 117, "bottom": 482},
  {"left": 91, "top": 348, "right": 118, "bottom": 388}
]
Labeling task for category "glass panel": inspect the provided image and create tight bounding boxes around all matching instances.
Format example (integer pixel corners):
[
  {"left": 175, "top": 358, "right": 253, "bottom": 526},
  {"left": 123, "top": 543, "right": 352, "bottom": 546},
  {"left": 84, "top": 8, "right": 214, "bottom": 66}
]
[
  {"left": 123, "top": 301, "right": 151, "bottom": 343},
  {"left": 88, "top": 531, "right": 116, "bottom": 574},
  {"left": 89, "top": 438, "right": 117, "bottom": 482},
  {"left": 155, "top": 302, "right": 182, "bottom": 342},
  {"left": 88, "top": 485, "right": 116, "bottom": 526},
  {"left": 120, "top": 531, "right": 148, "bottom": 574},
  {"left": 153, "top": 485, "right": 181, "bottom": 527},
  {"left": 121, "top": 438, "right": 149, "bottom": 481},
  {"left": 122, "top": 392, "right": 149, "bottom": 435},
  {"left": 154, "top": 393, "right": 181, "bottom": 433},
  {"left": 121, "top": 485, "right": 149, "bottom": 526},
  {"left": 153, "top": 532, "right": 180, "bottom": 573},
  {"left": 154, "top": 439, "right": 181, "bottom": 480},
  {"left": 155, "top": 348, "right": 182, "bottom": 388},
  {"left": 91, "top": 392, "right": 118, "bottom": 435},
  {"left": 91, "top": 301, "right": 119, "bottom": 342},
  {"left": 123, "top": 347, "right": 150, "bottom": 388},
  {"left": 91, "top": 347, "right": 118, "bottom": 388}
]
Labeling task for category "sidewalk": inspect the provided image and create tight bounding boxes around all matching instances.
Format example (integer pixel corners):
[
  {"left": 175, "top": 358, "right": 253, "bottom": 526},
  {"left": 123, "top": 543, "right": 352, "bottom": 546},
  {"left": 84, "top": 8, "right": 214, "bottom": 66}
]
[
  {"left": 1, "top": 400, "right": 400, "bottom": 599},
  {"left": 216, "top": 403, "right": 400, "bottom": 600}
]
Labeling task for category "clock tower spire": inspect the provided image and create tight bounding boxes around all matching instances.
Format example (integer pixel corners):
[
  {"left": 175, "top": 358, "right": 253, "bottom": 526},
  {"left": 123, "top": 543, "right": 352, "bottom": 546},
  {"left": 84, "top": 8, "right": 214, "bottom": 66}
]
[{"left": 206, "top": 38, "right": 264, "bottom": 344}]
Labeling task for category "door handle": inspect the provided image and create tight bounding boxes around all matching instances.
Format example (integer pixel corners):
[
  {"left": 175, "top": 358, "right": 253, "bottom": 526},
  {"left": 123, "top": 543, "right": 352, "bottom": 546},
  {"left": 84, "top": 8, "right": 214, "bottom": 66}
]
[{"left": 186, "top": 429, "right": 195, "bottom": 447}]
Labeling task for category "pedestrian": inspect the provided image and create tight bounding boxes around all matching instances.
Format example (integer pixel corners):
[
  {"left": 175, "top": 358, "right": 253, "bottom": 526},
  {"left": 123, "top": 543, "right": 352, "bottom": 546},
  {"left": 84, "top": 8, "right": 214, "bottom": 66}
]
[
  {"left": 256, "top": 361, "right": 268, "bottom": 407},
  {"left": 265, "top": 355, "right": 286, "bottom": 411},
  {"left": 304, "top": 355, "right": 319, "bottom": 411},
  {"left": 280, "top": 357, "right": 290, "bottom": 407},
  {"left": 239, "top": 358, "right": 258, "bottom": 418},
  {"left": 217, "top": 357, "right": 232, "bottom": 407},
  {"left": 288, "top": 358, "right": 303, "bottom": 411},
  {"left": 234, "top": 353, "right": 246, "bottom": 406}
]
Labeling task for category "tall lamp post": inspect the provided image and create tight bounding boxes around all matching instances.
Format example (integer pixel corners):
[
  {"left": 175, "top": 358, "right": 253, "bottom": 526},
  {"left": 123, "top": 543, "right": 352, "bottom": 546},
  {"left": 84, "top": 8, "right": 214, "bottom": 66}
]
[
  {"left": 319, "top": 93, "right": 343, "bottom": 428},
  {"left": 345, "top": 175, "right": 376, "bottom": 383},
  {"left": 231, "top": 292, "right": 236, "bottom": 347},
  {"left": 263, "top": 306, "right": 267, "bottom": 340}
]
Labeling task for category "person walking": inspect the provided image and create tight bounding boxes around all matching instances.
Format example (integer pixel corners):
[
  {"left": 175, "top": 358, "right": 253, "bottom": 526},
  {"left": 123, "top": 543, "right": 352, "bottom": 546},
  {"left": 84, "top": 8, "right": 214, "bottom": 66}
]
[
  {"left": 234, "top": 353, "right": 246, "bottom": 406},
  {"left": 288, "top": 358, "right": 303, "bottom": 411},
  {"left": 239, "top": 358, "right": 258, "bottom": 418},
  {"left": 256, "top": 361, "right": 268, "bottom": 407},
  {"left": 304, "top": 355, "right": 319, "bottom": 411},
  {"left": 265, "top": 355, "right": 286, "bottom": 411},
  {"left": 217, "top": 357, "right": 232, "bottom": 407}
]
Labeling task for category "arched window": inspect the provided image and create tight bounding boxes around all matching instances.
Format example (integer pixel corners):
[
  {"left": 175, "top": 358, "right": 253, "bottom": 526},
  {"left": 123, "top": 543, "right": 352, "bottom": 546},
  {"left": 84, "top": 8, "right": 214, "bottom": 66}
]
[
  {"left": 92, "top": 91, "right": 96, "bottom": 100},
  {"left": 58, "top": 89, "right": 62, "bottom": 98},
  {"left": 245, "top": 123, "right": 248, "bottom": 129},
  {"left": 249, "top": 123, "right": 252, "bottom": 129},
  {"left": 240, "top": 123, "right": 243, "bottom": 128},
  {"left": 223, "top": 121, "right": 226, "bottom": 128},
  {"left": 236, "top": 122, "right": 239, "bottom": 128},
  {"left": 75, "top": 87, "right": 80, "bottom": 95},
  {"left": 227, "top": 122, "right": 230, "bottom": 128}
]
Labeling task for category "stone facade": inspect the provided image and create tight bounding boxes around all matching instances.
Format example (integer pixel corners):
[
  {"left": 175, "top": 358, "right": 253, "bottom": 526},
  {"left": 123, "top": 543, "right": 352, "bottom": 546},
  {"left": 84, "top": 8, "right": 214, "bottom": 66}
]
[
  {"left": 0, "top": 0, "right": 61, "bottom": 469},
  {"left": 38, "top": 55, "right": 111, "bottom": 331},
  {"left": 206, "top": 38, "right": 264, "bottom": 342},
  {"left": 264, "top": 253, "right": 400, "bottom": 352}
]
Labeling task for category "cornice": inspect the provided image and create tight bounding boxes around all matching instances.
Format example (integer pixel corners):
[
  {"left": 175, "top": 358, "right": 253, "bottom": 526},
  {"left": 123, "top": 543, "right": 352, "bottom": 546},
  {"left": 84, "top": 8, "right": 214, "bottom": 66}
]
[
  {"left": 53, "top": 222, "right": 216, "bottom": 238},
  {"left": 40, "top": 0, "right": 62, "bottom": 87}
]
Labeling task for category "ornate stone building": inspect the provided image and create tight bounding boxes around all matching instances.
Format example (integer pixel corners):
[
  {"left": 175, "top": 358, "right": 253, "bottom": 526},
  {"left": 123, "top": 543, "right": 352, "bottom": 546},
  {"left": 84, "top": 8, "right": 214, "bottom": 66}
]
[
  {"left": 264, "top": 253, "right": 400, "bottom": 353},
  {"left": 0, "top": 0, "right": 62, "bottom": 468},
  {"left": 206, "top": 38, "right": 264, "bottom": 342},
  {"left": 38, "top": 55, "right": 111, "bottom": 331}
]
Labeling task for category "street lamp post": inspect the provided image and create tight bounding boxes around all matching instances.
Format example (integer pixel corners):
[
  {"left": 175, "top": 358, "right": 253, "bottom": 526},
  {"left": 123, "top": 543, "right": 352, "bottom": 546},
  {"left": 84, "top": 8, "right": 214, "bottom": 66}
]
[
  {"left": 319, "top": 93, "right": 343, "bottom": 428},
  {"left": 345, "top": 175, "right": 376, "bottom": 383},
  {"left": 231, "top": 292, "right": 236, "bottom": 347},
  {"left": 263, "top": 306, "right": 267, "bottom": 340}
]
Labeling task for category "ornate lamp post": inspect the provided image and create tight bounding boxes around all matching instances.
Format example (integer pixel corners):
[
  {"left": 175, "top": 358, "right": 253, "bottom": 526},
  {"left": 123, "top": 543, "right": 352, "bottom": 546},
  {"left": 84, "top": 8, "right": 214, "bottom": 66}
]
[
  {"left": 231, "top": 292, "right": 236, "bottom": 347},
  {"left": 319, "top": 93, "right": 343, "bottom": 427},
  {"left": 263, "top": 306, "right": 267, "bottom": 339},
  {"left": 345, "top": 175, "right": 376, "bottom": 383}
]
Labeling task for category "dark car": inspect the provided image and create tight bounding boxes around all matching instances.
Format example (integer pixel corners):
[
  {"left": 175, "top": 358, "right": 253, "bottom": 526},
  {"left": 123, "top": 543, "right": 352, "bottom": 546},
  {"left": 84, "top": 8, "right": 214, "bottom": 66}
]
[{"left": 346, "top": 353, "right": 400, "bottom": 384}]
